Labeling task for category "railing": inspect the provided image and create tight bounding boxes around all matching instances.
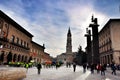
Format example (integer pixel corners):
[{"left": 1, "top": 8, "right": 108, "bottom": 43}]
[
  {"left": 0, "top": 37, "right": 30, "bottom": 50},
  {"left": 0, "top": 37, "right": 9, "bottom": 42},
  {"left": 10, "top": 42, "right": 30, "bottom": 50}
]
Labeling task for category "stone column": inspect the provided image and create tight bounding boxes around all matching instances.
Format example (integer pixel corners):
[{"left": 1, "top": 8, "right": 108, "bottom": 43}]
[
  {"left": 89, "top": 15, "right": 100, "bottom": 64},
  {"left": 85, "top": 28, "right": 92, "bottom": 64}
]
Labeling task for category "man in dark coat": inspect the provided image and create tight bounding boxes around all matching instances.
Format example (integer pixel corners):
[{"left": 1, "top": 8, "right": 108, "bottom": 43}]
[
  {"left": 37, "top": 63, "right": 42, "bottom": 74},
  {"left": 111, "top": 63, "right": 116, "bottom": 75},
  {"left": 83, "top": 63, "right": 87, "bottom": 73},
  {"left": 101, "top": 64, "right": 106, "bottom": 76},
  {"left": 73, "top": 62, "right": 76, "bottom": 72}
]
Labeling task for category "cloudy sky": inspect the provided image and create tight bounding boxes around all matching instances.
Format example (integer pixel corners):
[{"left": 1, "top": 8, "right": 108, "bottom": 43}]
[{"left": 0, "top": 0, "right": 120, "bottom": 57}]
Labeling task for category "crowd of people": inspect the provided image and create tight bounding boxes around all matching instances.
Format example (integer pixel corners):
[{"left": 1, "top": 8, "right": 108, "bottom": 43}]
[
  {"left": 81, "top": 62, "right": 119, "bottom": 76},
  {"left": 6, "top": 60, "right": 120, "bottom": 76}
]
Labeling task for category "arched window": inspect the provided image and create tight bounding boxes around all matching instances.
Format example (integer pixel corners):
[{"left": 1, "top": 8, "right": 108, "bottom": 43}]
[
  {"left": 18, "top": 54, "right": 21, "bottom": 62},
  {"left": 21, "top": 40, "right": 23, "bottom": 46},
  {"left": 7, "top": 52, "right": 12, "bottom": 63},
  {"left": 27, "top": 43, "right": 29, "bottom": 48},
  {"left": 11, "top": 35, "right": 15, "bottom": 43},
  {"left": 16, "top": 37, "right": 19, "bottom": 44},
  {"left": 13, "top": 54, "right": 17, "bottom": 62},
  {"left": 0, "top": 51, "right": 4, "bottom": 62},
  {"left": 24, "top": 41, "right": 26, "bottom": 47},
  {"left": 21, "top": 55, "right": 24, "bottom": 62}
]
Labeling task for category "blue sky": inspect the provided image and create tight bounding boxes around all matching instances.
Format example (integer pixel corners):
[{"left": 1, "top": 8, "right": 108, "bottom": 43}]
[{"left": 0, "top": 0, "right": 120, "bottom": 57}]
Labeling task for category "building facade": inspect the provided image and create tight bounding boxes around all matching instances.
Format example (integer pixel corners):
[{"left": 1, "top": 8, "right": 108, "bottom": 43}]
[
  {"left": 41, "top": 52, "right": 52, "bottom": 64},
  {"left": 30, "top": 41, "right": 45, "bottom": 63},
  {"left": 99, "top": 19, "right": 120, "bottom": 65},
  {"left": 0, "top": 10, "right": 48, "bottom": 64}
]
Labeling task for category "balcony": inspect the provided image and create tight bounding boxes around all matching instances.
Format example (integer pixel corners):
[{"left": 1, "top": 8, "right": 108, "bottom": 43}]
[
  {"left": 10, "top": 42, "right": 30, "bottom": 50},
  {"left": 0, "top": 37, "right": 9, "bottom": 42}
]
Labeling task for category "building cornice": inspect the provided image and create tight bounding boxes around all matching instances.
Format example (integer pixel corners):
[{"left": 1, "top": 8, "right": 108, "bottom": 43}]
[
  {"left": 0, "top": 10, "right": 33, "bottom": 38},
  {"left": 99, "top": 19, "right": 120, "bottom": 35}
]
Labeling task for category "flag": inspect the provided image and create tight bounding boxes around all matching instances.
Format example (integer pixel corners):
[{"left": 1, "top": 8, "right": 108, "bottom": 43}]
[{"left": 33, "top": 52, "right": 37, "bottom": 56}]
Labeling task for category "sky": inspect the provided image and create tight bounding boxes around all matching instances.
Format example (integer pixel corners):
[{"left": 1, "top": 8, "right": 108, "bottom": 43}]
[{"left": 0, "top": 0, "right": 120, "bottom": 57}]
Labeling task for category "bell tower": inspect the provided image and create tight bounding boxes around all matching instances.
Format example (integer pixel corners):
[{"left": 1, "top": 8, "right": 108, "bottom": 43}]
[{"left": 66, "top": 27, "right": 72, "bottom": 54}]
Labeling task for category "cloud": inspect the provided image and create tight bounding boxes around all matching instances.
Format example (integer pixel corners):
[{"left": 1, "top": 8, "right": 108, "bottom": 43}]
[{"left": 0, "top": 0, "right": 113, "bottom": 57}]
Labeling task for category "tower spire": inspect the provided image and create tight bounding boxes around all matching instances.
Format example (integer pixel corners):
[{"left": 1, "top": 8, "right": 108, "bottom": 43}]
[
  {"left": 67, "top": 27, "right": 71, "bottom": 36},
  {"left": 66, "top": 27, "right": 72, "bottom": 54}
]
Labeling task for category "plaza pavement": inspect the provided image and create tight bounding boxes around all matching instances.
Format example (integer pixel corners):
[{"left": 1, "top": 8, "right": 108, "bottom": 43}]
[
  {"left": 24, "top": 65, "right": 120, "bottom": 80},
  {"left": 0, "top": 65, "right": 120, "bottom": 80},
  {"left": 0, "top": 65, "right": 26, "bottom": 80}
]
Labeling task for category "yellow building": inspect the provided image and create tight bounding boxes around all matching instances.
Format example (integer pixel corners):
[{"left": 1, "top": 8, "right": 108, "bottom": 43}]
[{"left": 99, "top": 19, "right": 120, "bottom": 65}]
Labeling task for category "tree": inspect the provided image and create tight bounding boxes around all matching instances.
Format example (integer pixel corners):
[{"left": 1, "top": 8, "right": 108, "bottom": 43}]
[{"left": 74, "top": 45, "right": 87, "bottom": 65}]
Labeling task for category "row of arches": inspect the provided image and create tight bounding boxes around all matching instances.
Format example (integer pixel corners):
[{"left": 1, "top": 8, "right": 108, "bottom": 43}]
[
  {"left": 0, "top": 51, "right": 32, "bottom": 64},
  {"left": 100, "top": 54, "right": 113, "bottom": 65}
]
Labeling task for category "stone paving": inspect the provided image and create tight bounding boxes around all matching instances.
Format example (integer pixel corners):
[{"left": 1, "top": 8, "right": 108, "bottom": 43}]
[
  {"left": 1, "top": 65, "right": 120, "bottom": 80},
  {"left": 23, "top": 66, "right": 87, "bottom": 80},
  {"left": 0, "top": 65, "right": 26, "bottom": 80},
  {"left": 23, "top": 66, "right": 120, "bottom": 80},
  {"left": 86, "top": 70, "right": 120, "bottom": 80}
]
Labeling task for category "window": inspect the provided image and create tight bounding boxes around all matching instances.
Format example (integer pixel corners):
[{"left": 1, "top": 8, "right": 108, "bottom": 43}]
[
  {"left": 34, "top": 49, "right": 36, "bottom": 53},
  {"left": 27, "top": 43, "right": 29, "bottom": 48},
  {"left": 16, "top": 37, "right": 19, "bottom": 44},
  {"left": 31, "top": 49, "right": 32, "bottom": 52},
  {"left": 21, "top": 40, "right": 23, "bottom": 46},
  {"left": 24, "top": 41, "right": 26, "bottom": 47},
  {"left": 11, "top": 35, "right": 15, "bottom": 42}
]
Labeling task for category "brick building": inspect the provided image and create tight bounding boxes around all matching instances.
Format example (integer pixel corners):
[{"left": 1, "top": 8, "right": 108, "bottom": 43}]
[
  {"left": 30, "top": 41, "right": 45, "bottom": 63},
  {"left": 0, "top": 10, "right": 51, "bottom": 64},
  {"left": 41, "top": 52, "right": 52, "bottom": 64}
]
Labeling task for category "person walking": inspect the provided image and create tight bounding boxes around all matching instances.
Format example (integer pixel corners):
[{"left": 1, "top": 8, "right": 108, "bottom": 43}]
[
  {"left": 83, "top": 63, "right": 87, "bottom": 73},
  {"left": 96, "top": 64, "right": 101, "bottom": 74},
  {"left": 101, "top": 64, "right": 106, "bottom": 76},
  {"left": 111, "top": 63, "right": 116, "bottom": 75},
  {"left": 73, "top": 62, "right": 76, "bottom": 72},
  {"left": 25, "top": 63, "right": 29, "bottom": 72},
  {"left": 37, "top": 62, "right": 42, "bottom": 74},
  {"left": 90, "top": 63, "right": 94, "bottom": 74}
]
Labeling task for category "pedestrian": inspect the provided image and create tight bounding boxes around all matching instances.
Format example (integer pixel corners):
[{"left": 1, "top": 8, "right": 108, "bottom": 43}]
[
  {"left": 25, "top": 63, "right": 29, "bottom": 72},
  {"left": 101, "top": 64, "right": 105, "bottom": 76},
  {"left": 37, "top": 62, "right": 42, "bottom": 74},
  {"left": 96, "top": 64, "right": 101, "bottom": 74},
  {"left": 66, "top": 62, "right": 68, "bottom": 68},
  {"left": 111, "top": 63, "right": 116, "bottom": 75},
  {"left": 83, "top": 63, "right": 87, "bottom": 73},
  {"left": 73, "top": 62, "right": 76, "bottom": 72},
  {"left": 86, "top": 63, "right": 89, "bottom": 70},
  {"left": 68, "top": 62, "right": 71, "bottom": 68},
  {"left": 90, "top": 63, "right": 94, "bottom": 74},
  {"left": 56, "top": 62, "right": 60, "bottom": 69}
]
